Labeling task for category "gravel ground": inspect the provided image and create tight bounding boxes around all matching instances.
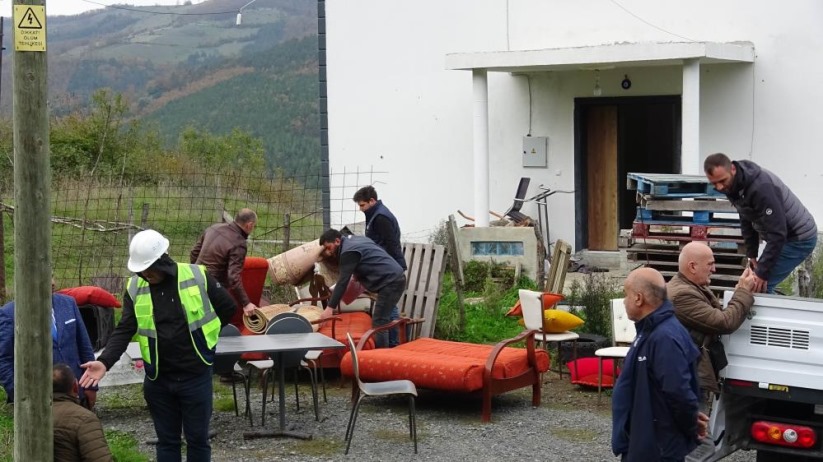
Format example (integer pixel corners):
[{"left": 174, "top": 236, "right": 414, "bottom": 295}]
[{"left": 98, "top": 373, "right": 757, "bottom": 462}]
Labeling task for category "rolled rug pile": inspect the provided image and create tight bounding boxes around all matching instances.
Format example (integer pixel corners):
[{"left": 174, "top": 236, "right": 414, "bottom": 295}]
[{"left": 243, "top": 304, "right": 324, "bottom": 333}]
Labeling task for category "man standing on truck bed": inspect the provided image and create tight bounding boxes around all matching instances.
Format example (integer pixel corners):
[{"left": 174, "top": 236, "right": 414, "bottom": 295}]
[
  {"left": 668, "top": 242, "right": 756, "bottom": 413},
  {"left": 612, "top": 267, "right": 707, "bottom": 462},
  {"left": 704, "top": 153, "right": 817, "bottom": 293}
]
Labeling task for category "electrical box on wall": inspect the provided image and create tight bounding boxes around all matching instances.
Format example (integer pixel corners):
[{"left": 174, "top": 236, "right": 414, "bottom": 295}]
[{"left": 522, "top": 136, "right": 548, "bottom": 168}]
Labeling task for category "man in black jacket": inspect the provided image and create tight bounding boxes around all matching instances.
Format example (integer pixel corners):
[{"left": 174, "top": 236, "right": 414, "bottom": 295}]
[
  {"left": 353, "top": 186, "right": 406, "bottom": 346},
  {"left": 80, "top": 229, "right": 235, "bottom": 462},
  {"left": 320, "top": 228, "right": 406, "bottom": 348},
  {"left": 704, "top": 153, "right": 818, "bottom": 293}
]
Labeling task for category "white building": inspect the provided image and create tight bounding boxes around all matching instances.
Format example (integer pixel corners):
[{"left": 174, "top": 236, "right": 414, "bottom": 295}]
[{"left": 325, "top": 0, "right": 823, "bottom": 252}]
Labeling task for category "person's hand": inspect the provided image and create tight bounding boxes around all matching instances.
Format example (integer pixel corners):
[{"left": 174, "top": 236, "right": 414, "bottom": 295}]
[
  {"left": 83, "top": 389, "right": 97, "bottom": 410},
  {"left": 79, "top": 361, "right": 107, "bottom": 388},
  {"left": 243, "top": 303, "right": 257, "bottom": 316},
  {"left": 321, "top": 307, "right": 334, "bottom": 319},
  {"left": 748, "top": 258, "right": 758, "bottom": 271},
  {"left": 736, "top": 267, "right": 756, "bottom": 292},
  {"left": 752, "top": 273, "right": 767, "bottom": 293},
  {"left": 697, "top": 411, "right": 710, "bottom": 439}
]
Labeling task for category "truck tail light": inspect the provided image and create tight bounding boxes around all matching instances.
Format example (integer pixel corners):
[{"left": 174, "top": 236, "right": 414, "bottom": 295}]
[{"left": 751, "top": 421, "right": 816, "bottom": 449}]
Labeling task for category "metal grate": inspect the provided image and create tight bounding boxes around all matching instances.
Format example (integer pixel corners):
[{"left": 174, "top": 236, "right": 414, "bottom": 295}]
[{"left": 750, "top": 325, "right": 810, "bottom": 350}]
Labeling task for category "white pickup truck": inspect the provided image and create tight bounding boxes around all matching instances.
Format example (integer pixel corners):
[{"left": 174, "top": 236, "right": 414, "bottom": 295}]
[{"left": 691, "top": 293, "right": 823, "bottom": 461}]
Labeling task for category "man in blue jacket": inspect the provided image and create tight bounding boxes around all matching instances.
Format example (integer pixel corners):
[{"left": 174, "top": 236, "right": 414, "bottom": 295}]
[
  {"left": 0, "top": 282, "right": 98, "bottom": 408},
  {"left": 612, "top": 268, "right": 707, "bottom": 462},
  {"left": 353, "top": 186, "right": 407, "bottom": 346}
]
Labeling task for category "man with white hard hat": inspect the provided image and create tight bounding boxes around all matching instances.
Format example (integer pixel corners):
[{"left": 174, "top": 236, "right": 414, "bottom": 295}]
[{"left": 79, "top": 229, "right": 235, "bottom": 462}]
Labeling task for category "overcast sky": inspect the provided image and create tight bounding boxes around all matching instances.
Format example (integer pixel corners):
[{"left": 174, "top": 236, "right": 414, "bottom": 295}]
[{"left": 2, "top": 0, "right": 207, "bottom": 18}]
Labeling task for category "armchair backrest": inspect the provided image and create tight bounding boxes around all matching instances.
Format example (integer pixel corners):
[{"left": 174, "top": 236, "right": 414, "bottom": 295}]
[
  {"left": 611, "top": 298, "right": 636, "bottom": 345},
  {"left": 519, "top": 289, "right": 544, "bottom": 331}
]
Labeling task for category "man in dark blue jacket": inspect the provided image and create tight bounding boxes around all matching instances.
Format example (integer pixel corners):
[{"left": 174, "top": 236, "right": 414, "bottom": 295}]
[
  {"left": 705, "top": 153, "right": 817, "bottom": 293},
  {"left": 612, "top": 268, "right": 706, "bottom": 462},
  {"left": 320, "top": 228, "right": 406, "bottom": 348},
  {"left": 353, "top": 186, "right": 407, "bottom": 346},
  {"left": 0, "top": 289, "right": 98, "bottom": 408}
]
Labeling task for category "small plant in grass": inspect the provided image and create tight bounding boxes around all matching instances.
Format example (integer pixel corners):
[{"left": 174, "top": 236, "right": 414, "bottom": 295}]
[
  {"left": 564, "top": 273, "right": 623, "bottom": 340},
  {"left": 462, "top": 261, "right": 489, "bottom": 293}
]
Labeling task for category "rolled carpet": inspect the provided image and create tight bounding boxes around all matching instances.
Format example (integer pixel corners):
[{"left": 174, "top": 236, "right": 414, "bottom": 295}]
[{"left": 243, "top": 304, "right": 324, "bottom": 334}]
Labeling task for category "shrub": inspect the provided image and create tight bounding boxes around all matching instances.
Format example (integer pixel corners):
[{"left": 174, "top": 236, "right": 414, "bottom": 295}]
[{"left": 564, "top": 273, "right": 623, "bottom": 340}]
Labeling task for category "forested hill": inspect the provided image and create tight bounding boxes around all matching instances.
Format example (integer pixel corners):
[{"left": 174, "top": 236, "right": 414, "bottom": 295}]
[{"left": 0, "top": 0, "right": 320, "bottom": 175}]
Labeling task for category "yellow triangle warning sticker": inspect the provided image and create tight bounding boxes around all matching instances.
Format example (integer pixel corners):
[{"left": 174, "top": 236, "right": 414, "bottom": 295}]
[
  {"left": 17, "top": 7, "right": 43, "bottom": 29},
  {"left": 14, "top": 5, "right": 46, "bottom": 52}
]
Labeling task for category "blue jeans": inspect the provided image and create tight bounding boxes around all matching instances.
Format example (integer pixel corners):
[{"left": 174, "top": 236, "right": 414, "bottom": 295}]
[
  {"left": 143, "top": 369, "right": 213, "bottom": 462},
  {"left": 372, "top": 276, "right": 406, "bottom": 348},
  {"left": 766, "top": 236, "right": 818, "bottom": 294},
  {"left": 388, "top": 305, "right": 401, "bottom": 347}
]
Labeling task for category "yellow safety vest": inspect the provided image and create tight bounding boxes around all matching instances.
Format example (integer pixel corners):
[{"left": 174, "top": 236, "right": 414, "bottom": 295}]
[{"left": 128, "top": 263, "right": 221, "bottom": 380}]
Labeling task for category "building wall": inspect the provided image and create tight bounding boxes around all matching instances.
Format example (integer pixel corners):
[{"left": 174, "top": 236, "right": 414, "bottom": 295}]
[{"left": 325, "top": 0, "right": 823, "bottom": 247}]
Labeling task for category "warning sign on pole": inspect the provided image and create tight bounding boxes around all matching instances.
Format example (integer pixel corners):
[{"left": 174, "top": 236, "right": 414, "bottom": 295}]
[{"left": 13, "top": 5, "right": 46, "bottom": 52}]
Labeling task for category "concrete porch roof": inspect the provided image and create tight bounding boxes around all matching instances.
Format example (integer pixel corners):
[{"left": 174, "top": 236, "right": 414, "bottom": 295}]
[{"left": 445, "top": 41, "right": 754, "bottom": 72}]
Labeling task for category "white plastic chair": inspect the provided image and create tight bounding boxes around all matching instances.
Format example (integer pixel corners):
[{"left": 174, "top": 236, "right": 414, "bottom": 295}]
[
  {"left": 518, "top": 289, "right": 580, "bottom": 379},
  {"left": 594, "top": 298, "right": 636, "bottom": 403}
]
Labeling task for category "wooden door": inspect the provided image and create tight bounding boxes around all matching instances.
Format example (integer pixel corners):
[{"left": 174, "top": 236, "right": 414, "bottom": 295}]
[{"left": 586, "top": 106, "right": 618, "bottom": 251}]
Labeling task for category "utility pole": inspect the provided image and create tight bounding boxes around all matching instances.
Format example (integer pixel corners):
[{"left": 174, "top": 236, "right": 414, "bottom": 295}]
[{"left": 12, "top": 1, "right": 51, "bottom": 461}]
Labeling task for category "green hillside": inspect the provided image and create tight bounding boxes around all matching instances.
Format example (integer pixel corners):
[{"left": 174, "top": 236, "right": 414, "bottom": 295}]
[
  {"left": 143, "top": 37, "right": 319, "bottom": 175},
  {"left": 0, "top": 0, "right": 320, "bottom": 176}
]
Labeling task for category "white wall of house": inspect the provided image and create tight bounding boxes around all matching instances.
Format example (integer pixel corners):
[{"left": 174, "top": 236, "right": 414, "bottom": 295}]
[{"left": 326, "top": 0, "right": 823, "bottom": 246}]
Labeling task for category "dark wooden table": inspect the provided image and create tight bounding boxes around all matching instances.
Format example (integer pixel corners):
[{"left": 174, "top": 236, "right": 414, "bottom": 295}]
[{"left": 216, "top": 332, "right": 345, "bottom": 439}]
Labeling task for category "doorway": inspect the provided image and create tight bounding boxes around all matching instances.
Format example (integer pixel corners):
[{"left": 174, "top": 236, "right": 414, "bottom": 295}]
[{"left": 574, "top": 96, "right": 681, "bottom": 251}]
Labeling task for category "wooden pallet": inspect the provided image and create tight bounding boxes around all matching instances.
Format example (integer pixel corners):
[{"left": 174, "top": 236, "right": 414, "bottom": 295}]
[
  {"left": 635, "top": 208, "right": 740, "bottom": 227},
  {"left": 399, "top": 242, "right": 447, "bottom": 339},
  {"left": 627, "top": 172, "right": 724, "bottom": 198},
  {"left": 628, "top": 242, "right": 745, "bottom": 295},
  {"left": 637, "top": 195, "right": 736, "bottom": 213},
  {"left": 632, "top": 222, "right": 744, "bottom": 242}
]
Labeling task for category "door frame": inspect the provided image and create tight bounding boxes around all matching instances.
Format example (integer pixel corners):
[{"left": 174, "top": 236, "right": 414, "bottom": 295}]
[{"left": 573, "top": 95, "right": 682, "bottom": 251}]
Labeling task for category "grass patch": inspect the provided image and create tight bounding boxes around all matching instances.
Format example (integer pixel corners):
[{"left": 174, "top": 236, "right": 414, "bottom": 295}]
[
  {"left": 374, "top": 428, "right": 416, "bottom": 443},
  {"left": 436, "top": 271, "right": 535, "bottom": 345},
  {"left": 97, "top": 384, "right": 145, "bottom": 410},
  {"left": 106, "top": 430, "right": 149, "bottom": 462},
  {"left": 293, "top": 437, "right": 343, "bottom": 456}
]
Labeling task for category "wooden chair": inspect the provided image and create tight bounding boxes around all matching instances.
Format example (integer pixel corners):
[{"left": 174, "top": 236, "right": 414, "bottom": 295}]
[
  {"left": 518, "top": 289, "right": 579, "bottom": 379},
  {"left": 595, "top": 299, "right": 636, "bottom": 403}
]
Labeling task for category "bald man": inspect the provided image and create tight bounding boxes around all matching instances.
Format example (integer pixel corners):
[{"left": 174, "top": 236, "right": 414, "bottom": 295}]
[
  {"left": 668, "top": 242, "right": 755, "bottom": 411},
  {"left": 612, "top": 268, "right": 705, "bottom": 462}
]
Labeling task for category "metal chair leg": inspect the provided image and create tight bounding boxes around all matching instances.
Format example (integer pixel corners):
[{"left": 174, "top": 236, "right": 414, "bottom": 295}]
[
  {"left": 410, "top": 396, "right": 418, "bottom": 454},
  {"left": 231, "top": 377, "right": 239, "bottom": 416},
  {"left": 344, "top": 396, "right": 365, "bottom": 455}
]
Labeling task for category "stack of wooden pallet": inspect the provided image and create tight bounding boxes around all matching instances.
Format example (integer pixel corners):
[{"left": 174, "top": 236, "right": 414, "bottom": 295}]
[{"left": 626, "top": 173, "right": 747, "bottom": 294}]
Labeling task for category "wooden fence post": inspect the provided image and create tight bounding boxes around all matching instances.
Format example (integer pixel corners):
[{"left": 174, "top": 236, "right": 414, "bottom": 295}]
[
  {"left": 283, "top": 213, "right": 291, "bottom": 254},
  {"left": 446, "top": 215, "right": 466, "bottom": 331}
]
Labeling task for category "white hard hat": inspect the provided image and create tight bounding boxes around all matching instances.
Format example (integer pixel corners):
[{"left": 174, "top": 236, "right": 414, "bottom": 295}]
[{"left": 128, "top": 229, "right": 170, "bottom": 273}]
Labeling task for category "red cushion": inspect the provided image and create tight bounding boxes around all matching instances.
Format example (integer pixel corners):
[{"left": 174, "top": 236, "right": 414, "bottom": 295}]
[
  {"left": 566, "top": 357, "right": 620, "bottom": 388},
  {"left": 57, "top": 286, "right": 121, "bottom": 308},
  {"left": 317, "top": 312, "right": 375, "bottom": 351},
  {"left": 505, "top": 292, "right": 564, "bottom": 317},
  {"left": 340, "top": 338, "right": 550, "bottom": 392}
]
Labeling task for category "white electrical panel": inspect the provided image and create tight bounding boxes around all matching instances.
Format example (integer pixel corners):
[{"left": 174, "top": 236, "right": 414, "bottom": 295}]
[{"left": 522, "top": 136, "right": 548, "bottom": 168}]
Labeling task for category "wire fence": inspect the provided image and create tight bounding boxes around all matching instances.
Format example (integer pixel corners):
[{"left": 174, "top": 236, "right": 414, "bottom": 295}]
[{"left": 0, "top": 166, "right": 397, "bottom": 304}]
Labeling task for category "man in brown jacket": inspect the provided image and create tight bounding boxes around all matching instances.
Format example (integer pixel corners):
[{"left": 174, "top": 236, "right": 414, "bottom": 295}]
[
  {"left": 191, "top": 208, "right": 258, "bottom": 326},
  {"left": 668, "top": 242, "right": 756, "bottom": 411},
  {"left": 52, "top": 363, "right": 113, "bottom": 462}
]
